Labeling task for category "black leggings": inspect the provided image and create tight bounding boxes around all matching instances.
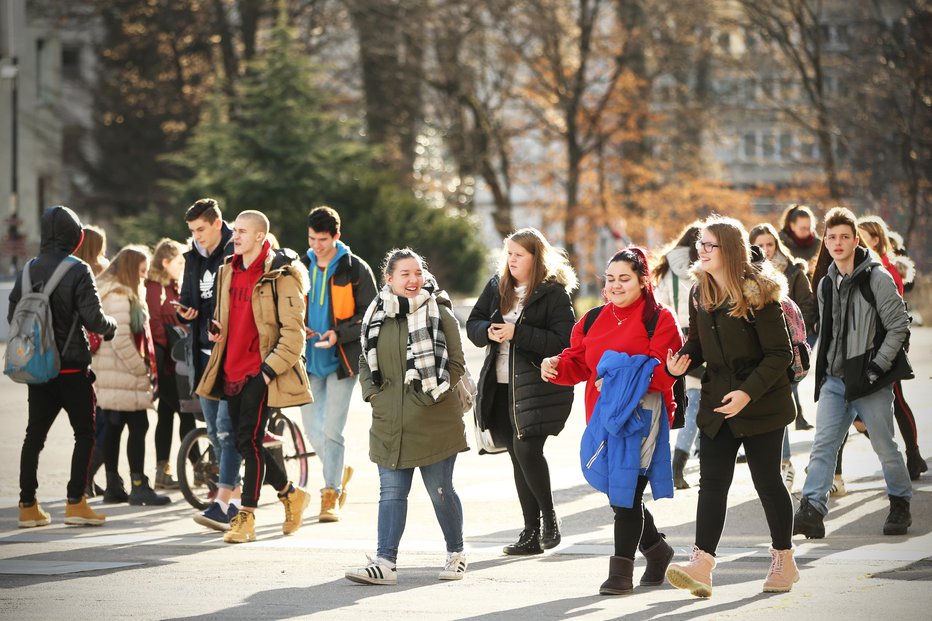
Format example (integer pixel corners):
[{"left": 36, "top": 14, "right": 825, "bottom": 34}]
[
  {"left": 491, "top": 384, "right": 554, "bottom": 529},
  {"left": 695, "top": 424, "right": 793, "bottom": 554},
  {"left": 103, "top": 409, "right": 148, "bottom": 474},
  {"left": 154, "top": 401, "right": 196, "bottom": 462},
  {"left": 611, "top": 475, "right": 661, "bottom": 560}
]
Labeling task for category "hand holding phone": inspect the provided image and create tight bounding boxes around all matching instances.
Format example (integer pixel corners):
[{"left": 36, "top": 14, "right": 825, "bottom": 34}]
[
  {"left": 170, "top": 300, "right": 189, "bottom": 312},
  {"left": 489, "top": 309, "right": 504, "bottom": 324},
  {"left": 208, "top": 320, "right": 222, "bottom": 336}
]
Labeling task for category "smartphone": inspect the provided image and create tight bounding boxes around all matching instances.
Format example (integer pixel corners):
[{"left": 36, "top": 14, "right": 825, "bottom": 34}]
[
  {"left": 489, "top": 309, "right": 504, "bottom": 324},
  {"left": 170, "top": 300, "right": 189, "bottom": 313},
  {"left": 313, "top": 340, "right": 330, "bottom": 348},
  {"left": 208, "top": 321, "right": 221, "bottom": 336}
]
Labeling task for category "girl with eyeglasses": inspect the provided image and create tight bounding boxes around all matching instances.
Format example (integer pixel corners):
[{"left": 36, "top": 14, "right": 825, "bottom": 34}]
[
  {"left": 541, "top": 247, "right": 683, "bottom": 595},
  {"left": 664, "top": 216, "right": 798, "bottom": 597}
]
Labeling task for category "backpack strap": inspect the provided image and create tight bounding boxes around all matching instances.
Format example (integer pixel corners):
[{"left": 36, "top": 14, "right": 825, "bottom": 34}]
[
  {"left": 672, "top": 273, "right": 680, "bottom": 316},
  {"left": 42, "top": 257, "right": 80, "bottom": 295},
  {"left": 582, "top": 304, "right": 605, "bottom": 335}
]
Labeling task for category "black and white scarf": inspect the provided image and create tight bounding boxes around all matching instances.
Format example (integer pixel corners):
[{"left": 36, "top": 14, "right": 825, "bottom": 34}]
[{"left": 361, "top": 275, "right": 452, "bottom": 400}]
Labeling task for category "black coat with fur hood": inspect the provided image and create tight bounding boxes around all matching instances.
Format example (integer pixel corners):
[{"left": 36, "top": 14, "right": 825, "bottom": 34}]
[
  {"left": 678, "top": 262, "right": 795, "bottom": 439},
  {"left": 467, "top": 276, "right": 576, "bottom": 439}
]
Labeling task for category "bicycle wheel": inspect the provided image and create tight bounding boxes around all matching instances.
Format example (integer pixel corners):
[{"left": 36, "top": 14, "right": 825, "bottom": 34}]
[
  {"left": 268, "top": 412, "right": 310, "bottom": 488},
  {"left": 176, "top": 427, "right": 218, "bottom": 511}
]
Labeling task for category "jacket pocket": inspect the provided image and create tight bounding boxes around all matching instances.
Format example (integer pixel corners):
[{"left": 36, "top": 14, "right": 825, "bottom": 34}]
[{"left": 409, "top": 387, "right": 437, "bottom": 408}]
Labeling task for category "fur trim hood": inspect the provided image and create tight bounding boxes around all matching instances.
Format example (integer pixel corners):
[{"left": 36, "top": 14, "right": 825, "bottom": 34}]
[{"left": 743, "top": 260, "right": 788, "bottom": 309}]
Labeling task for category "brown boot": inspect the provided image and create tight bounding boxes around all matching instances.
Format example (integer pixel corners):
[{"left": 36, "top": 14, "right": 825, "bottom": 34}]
[
  {"left": 762, "top": 546, "right": 799, "bottom": 592},
  {"left": 338, "top": 465, "right": 354, "bottom": 509},
  {"left": 599, "top": 556, "right": 634, "bottom": 595},
  {"left": 639, "top": 535, "right": 674, "bottom": 586},
  {"left": 319, "top": 488, "right": 341, "bottom": 523},
  {"left": 666, "top": 546, "right": 716, "bottom": 598},
  {"left": 64, "top": 496, "right": 106, "bottom": 526}
]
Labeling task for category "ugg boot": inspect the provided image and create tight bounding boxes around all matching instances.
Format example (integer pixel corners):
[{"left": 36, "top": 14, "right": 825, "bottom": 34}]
[
  {"left": 540, "top": 510, "right": 561, "bottom": 549},
  {"left": 338, "top": 465, "right": 354, "bottom": 508},
  {"left": 103, "top": 471, "right": 129, "bottom": 504},
  {"left": 762, "top": 546, "right": 799, "bottom": 592},
  {"left": 154, "top": 460, "right": 180, "bottom": 490},
  {"left": 599, "top": 556, "right": 635, "bottom": 595},
  {"left": 666, "top": 545, "right": 716, "bottom": 598},
  {"left": 128, "top": 474, "right": 172, "bottom": 506},
  {"left": 64, "top": 496, "right": 106, "bottom": 526},
  {"left": 639, "top": 535, "right": 674, "bottom": 586},
  {"left": 672, "top": 449, "right": 690, "bottom": 490},
  {"left": 85, "top": 448, "right": 105, "bottom": 498},
  {"left": 319, "top": 488, "right": 340, "bottom": 523},
  {"left": 503, "top": 528, "right": 544, "bottom": 556}
]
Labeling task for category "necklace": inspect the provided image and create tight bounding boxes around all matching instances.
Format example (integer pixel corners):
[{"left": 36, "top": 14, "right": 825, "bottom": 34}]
[{"left": 609, "top": 304, "right": 626, "bottom": 326}]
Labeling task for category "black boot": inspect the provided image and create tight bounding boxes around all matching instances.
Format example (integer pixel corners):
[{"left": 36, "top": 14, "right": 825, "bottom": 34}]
[
  {"left": 599, "top": 556, "right": 634, "bottom": 595},
  {"left": 793, "top": 497, "right": 825, "bottom": 539},
  {"left": 540, "top": 510, "right": 561, "bottom": 550},
  {"left": 503, "top": 528, "right": 543, "bottom": 556},
  {"left": 638, "top": 535, "right": 674, "bottom": 586},
  {"left": 883, "top": 495, "right": 911, "bottom": 536},
  {"left": 672, "top": 449, "right": 690, "bottom": 490},
  {"left": 906, "top": 447, "right": 928, "bottom": 481},
  {"left": 795, "top": 412, "right": 814, "bottom": 431},
  {"left": 103, "top": 471, "right": 129, "bottom": 504},
  {"left": 129, "top": 474, "right": 172, "bottom": 506},
  {"left": 85, "top": 448, "right": 105, "bottom": 498}
]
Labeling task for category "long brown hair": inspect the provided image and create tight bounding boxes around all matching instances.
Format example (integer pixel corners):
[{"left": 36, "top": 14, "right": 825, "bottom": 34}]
[
  {"left": 691, "top": 217, "right": 757, "bottom": 319},
  {"left": 857, "top": 216, "right": 891, "bottom": 257},
  {"left": 498, "top": 228, "right": 577, "bottom": 313},
  {"left": 652, "top": 222, "right": 701, "bottom": 285},
  {"left": 73, "top": 225, "right": 108, "bottom": 276},
  {"left": 749, "top": 222, "right": 800, "bottom": 263},
  {"left": 147, "top": 238, "right": 185, "bottom": 286}
]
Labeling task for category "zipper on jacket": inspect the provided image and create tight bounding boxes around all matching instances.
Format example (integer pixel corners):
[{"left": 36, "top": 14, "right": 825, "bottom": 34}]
[
  {"left": 510, "top": 311, "right": 526, "bottom": 439},
  {"left": 586, "top": 441, "right": 606, "bottom": 469}
]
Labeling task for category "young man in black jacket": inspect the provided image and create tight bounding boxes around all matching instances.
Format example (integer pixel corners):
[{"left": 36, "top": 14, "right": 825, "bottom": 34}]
[
  {"left": 176, "top": 198, "right": 243, "bottom": 531},
  {"left": 10, "top": 206, "right": 117, "bottom": 528},
  {"left": 299, "top": 206, "right": 377, "bottom": 521}
]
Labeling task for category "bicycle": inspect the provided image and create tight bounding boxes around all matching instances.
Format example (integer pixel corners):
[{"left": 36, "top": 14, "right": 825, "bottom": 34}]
[{"left": 175, "top": 408, "right": 314, "bottom": 510}]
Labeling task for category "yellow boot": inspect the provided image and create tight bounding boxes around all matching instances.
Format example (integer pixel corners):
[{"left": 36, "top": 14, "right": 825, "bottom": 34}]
[
  {"left": 224, "top": 510, "right": 256, "bottom": 543},
  {"left": 18, "top": 501, "right": 51, "bottom": 528},
  {"left": 319, "top": 488, "right": 341, "bottom": 523},
  {"left": 338, "top": 465, "right": 354, "bottom": 508},
  {"left": 64, "top": 496, "right": 105, "bottom": 526},
  {"left": 280, "top": 485, "right": 310, "bottom": 535}
]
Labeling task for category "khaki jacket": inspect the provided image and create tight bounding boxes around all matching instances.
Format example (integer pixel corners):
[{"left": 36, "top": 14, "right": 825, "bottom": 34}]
[{"left": 196, "top": 249, "right": 312, "bottom": 408}]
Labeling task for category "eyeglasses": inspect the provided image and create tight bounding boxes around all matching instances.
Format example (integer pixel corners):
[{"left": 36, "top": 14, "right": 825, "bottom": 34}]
[{"left": 695, "top": 241, "right": 720, "bottom": 253}]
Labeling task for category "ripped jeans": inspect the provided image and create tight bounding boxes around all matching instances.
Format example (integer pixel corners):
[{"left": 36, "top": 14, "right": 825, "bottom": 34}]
[{"left": 376, "top": 454, "right": 463, "bottom": 563}]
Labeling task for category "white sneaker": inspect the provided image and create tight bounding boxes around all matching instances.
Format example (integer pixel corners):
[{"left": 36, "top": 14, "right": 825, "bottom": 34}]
[
  {"left": 439, "top": 551, "right": 468, "bottom": 581},
  {"left": 345, "top": 555, "right": 397, "bottom": 585},
  {"left": 781, "top": 461, "right": 795, "bottom": 494},
  {"left": 830, "top": 476, "right": 847, "bottom": 497}
]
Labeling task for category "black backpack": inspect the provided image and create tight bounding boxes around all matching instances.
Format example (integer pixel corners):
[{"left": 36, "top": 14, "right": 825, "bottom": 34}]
[{"left": 581, "top": 305, "right": 687, "bottom": 429}]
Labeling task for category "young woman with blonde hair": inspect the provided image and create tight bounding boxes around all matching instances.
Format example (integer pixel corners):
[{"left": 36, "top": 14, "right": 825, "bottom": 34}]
[
  {"left": 467, "top": 228, "right": 576, "bottom": 555},
  {"left": 95, "top": 245, "right": 170, "bottom": 506},
  {"left": 665, "top": 216, "right": 797, "bottom": 597}
]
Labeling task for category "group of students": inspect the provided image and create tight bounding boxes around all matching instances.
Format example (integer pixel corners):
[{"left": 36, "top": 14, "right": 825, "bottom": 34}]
[{"left": 11, "top": 200, "right": 922, "bottom": 600}]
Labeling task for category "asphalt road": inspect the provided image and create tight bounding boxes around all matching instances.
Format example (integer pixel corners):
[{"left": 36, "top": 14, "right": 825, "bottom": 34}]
[{"left": 0, "top": 328, "right": 930, "bottom": 621}]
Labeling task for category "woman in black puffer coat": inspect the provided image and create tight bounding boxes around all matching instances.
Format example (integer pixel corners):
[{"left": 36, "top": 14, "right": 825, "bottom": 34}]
[{"left": 466, "top": 228, "right": 576, "bottom": 556}]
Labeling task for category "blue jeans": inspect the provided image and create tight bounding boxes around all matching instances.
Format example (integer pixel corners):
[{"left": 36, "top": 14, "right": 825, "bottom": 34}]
[
  {"left": 300, "top": 372, "right": 356, "bottom": 492},
  {"left": 801, "top": 376, "right": 912, "bottom": 515},
  {"left": 675, "top": 388, "right": 701, "bottom": 454},
  {"left": 200, "top": 396, "right": 242, "bottom": 490},
  {"left": 377, "top": 455, "right": 464, "bottom": 563}
]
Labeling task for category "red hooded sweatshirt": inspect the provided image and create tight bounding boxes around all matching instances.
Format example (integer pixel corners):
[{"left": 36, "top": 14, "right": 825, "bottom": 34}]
[{"left": 222, "top": 241, "right": 271, "bottom": 395}]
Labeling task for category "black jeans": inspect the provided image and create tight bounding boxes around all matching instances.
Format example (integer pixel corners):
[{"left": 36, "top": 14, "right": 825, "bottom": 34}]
[
  {"left": 611, "top": 475, "right": 662, "bottom": 559},
  {"left": 491, "top": 384, "right": 554, "bottom": 529},
  {"left": 153, "top": 344, "right": 197, "bottom": 462},
  {"left": 695, "top": 424, "right": 793, "bottom": 554},
  {"left": 227, "top": 374, "right": 288, "bottom": 508},
  {"left": 103, "top": 409, "right": 148, "bottom": 475},
  {"left": 20, "top": 370, "right": 97, "bottom": 503}
]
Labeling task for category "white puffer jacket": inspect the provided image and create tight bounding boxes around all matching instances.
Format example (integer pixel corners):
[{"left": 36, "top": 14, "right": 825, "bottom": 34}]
[{"left": 93, "top": 279, "right": 153, "bottom": 412}]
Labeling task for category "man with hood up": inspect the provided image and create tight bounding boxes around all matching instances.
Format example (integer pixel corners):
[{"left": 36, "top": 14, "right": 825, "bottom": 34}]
[{"left": 10, "top": 206, "right": 117, "bottom": 528}]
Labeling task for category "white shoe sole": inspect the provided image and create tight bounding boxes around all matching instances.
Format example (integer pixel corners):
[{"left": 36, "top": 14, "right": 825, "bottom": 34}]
[
  {"left": 763, "top": 574, "right": 800, "bottom": 592},
  {"left": 18, "top": 519, "right": 50, "bottom": 528},
  {"left": 193, "top": 513, "right": 232, "bottom": 532},
  {"left": 666, "top": 567, "right": 712, "bottom": 598},
  {"left": 64, "top": 517, "right": 105, "bottom": 526},
  {"left": 438, "top": 572, "right": 465, "bottom": 581},
  {"left": 345, "top": 572, "right": 397, "bottom": 585}
]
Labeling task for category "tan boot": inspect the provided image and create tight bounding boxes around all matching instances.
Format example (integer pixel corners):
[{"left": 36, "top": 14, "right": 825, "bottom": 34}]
[
  {"left": 224, "top": 510, "right": 256, "bottom": 543},
  {"left": 64, "top": 496, "right": 106, "bottom": 526},
  {"left": 338, "top": 465, "right": 354, "bottom": 508},
  {"left": 280, "top": 485, "right": 310, "bottom": 535},
  {"left": 18, "top": 501, "right": 51, "bottom": 528},
  {"left": 763, "top": 547, "right": 800, "bottom": 592},
  {"left": 666, "top": 545, "right": 716, "bottom": 598},
  {"left": 319, "top": 488, "right": 341, "bottom": 523}
]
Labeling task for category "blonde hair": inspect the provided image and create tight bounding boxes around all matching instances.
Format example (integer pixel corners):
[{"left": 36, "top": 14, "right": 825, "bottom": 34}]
[
  {"left": 147, "top": 238, "right": 186, "bottom": 286},
  {"left": 692, "top": 216, "right": 757, "bottom": 319},
  {"left": 497, "top": 228, "right": 577, "bottom": 313},
  {"left": 74, "top": 225, "right": 108, "bottom": 276},
  {"left": 99, "top": 245, "right": 151, "bottom": 333},
  {"left": 857, "top": 216, "right": 891, "bottom": 257}
]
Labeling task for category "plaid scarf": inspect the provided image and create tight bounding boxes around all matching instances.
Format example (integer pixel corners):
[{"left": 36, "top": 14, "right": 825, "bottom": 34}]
[{"left": 361, "top": 275, "right": 452, "bottom": 400}]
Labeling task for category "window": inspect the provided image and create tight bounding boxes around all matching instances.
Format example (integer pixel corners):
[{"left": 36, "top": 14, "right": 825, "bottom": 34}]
[
  {"left": 743, "top": 133, "right": 758, "bottom": 160},
  {"left": 779, "top": 133, "right": 793, "bottom": 160},
  {"left": 62, "top": 46, "right": 81, "bottom": 80},
  {"left": 762, "top": 133, "right": 775, "bottom": 159},
  {"left": 36, "top": 38, "right": 46, "bottom": 100}
]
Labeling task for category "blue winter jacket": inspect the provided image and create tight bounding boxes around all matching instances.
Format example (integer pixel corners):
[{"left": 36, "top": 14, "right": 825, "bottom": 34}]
[{"left": 580, "top": 352, "right": 674, "bottom": 508}]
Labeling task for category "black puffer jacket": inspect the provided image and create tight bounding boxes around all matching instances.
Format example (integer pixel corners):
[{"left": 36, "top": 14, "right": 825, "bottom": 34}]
[
  {"left": 7, "top": 206, "right": 117, "bottom": 370},
  {"left": 466, "top": 276, "right": 575, "bottom": 438}
]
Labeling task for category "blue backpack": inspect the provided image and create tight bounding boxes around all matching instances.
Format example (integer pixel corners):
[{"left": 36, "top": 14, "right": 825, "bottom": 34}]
[{"left": 4, "top": 257, "right": 80, "bottom": 384}]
